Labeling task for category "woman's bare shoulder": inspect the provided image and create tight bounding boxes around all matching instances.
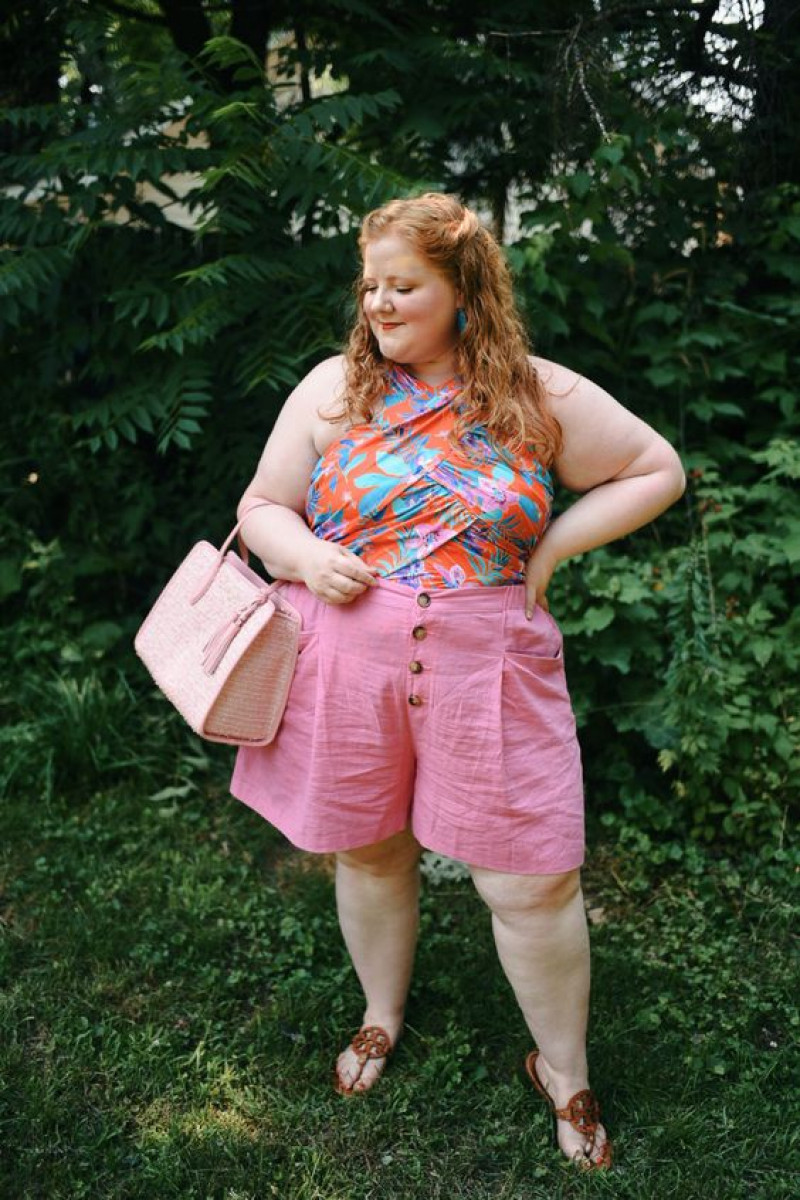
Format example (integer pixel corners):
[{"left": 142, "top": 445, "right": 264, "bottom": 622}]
[
  {"left": 528, "top": 354, "right": 583, "bottom": 401},
  {"left": 289, "top": 354, "right": 350, "bottom": 455},
  {"left": 298, "top": 353, "right": 347, "bottom": 409},
  {"left": 529, "top": 353, "right": 617, "bottom": 427},
  {"left": 527, "top": 354, "right": 680, "bottom": 493}
]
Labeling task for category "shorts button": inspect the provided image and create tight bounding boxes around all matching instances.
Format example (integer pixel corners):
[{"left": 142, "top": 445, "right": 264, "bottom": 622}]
[
  {"left": 408, "top": 695, "right": 423, "bottom": 706},
  {"left": 412, "top": 625, "right": 427, "bottom": 640},
  {"left": 416, "top": 592, "right": 431, "bottom": 608},
  {"left": 409, "top": 661, "right": 423, "bottom": 674}
]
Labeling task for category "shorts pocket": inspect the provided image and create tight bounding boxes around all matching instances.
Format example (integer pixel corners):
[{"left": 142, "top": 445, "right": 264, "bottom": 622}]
[
  {"left": 501, "top": 649, "right": 575, "bottom": 749},
  {"left": 501, "top": 606, "right": 574, "bottom": 747},
  {"left": 503, "top": 603, "right": 563, "bottom": 662}
]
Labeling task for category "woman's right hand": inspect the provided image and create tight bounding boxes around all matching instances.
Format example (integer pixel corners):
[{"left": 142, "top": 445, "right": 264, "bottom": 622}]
[{"left": 300, "top": 538, "right": 379, "bottom": 604}]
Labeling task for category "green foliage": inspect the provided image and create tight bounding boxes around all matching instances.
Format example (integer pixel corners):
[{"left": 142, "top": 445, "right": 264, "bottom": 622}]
[
  {"left": 0, "top": 33, "right": 409, "bottom": 462},
  {"left": 1, "top": 4, "right": 798, "bottom": 853},
  {"left": 0, "top": 19, "right": 418, "bottom": 681},
  {"left": 514, "top": 129, "right": 800, "bottom": 851}
]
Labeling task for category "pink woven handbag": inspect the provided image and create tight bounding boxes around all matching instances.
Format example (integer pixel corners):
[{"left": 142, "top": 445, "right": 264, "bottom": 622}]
[{"left": 134, "top": 502, "right": 301, "bottom": 745}]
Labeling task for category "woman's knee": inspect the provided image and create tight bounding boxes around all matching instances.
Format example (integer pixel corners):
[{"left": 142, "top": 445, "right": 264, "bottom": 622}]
[
  {"left": 470, "top": 865, "right": 582, "bottom": 918},
  {"left": 336, "top": 827, "right": 422, "bottom": 877}
]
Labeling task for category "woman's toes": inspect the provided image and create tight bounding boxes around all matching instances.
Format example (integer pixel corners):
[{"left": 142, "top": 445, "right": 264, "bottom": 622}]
[
  {"left": 336, "top": 1045, "right": 387, "bottom": 1094},
  {"left": 556, "top": 1120, "right": 606, "bottom": 1166},
  {"left": 557, "top": 1127, "right": 585, "bottom": 1162},
  {"left": 335, "top": 1023, "right": 399, "bottom": 1094},
  {"left": 360, "top": 1054, "right": 389, "bottom": 1091},
  {"left": 590, "top": 1129, "right": 610, "bottom": 1166},
  {"left": 576, "top": 1126, "right": 609, "bottom": 1169},
  {"left": 335, "top": 1049, "right": 359, "bottom": 1090},
  {"left": 351, "top": 1061, "right": 368, "bottom": 1091}
]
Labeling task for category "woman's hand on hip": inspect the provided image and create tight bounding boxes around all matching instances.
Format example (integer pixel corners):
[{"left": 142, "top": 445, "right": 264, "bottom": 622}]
[
  {"left": 301, "top": 539, "right": 379, "bottom": 604},
  {"left": 523, "top": 541, "right": 558, "bottom": 618}
]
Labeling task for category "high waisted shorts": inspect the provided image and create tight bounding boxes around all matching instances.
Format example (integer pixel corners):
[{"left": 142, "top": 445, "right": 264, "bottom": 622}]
[{"left": 230, "top": 578, "right": 585, "bottom": 875}]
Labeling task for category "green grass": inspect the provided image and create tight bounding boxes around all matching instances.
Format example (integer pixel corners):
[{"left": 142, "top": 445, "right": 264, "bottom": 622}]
[{"left": 1, "top": 769, "right": 798, "bottom": 1199}]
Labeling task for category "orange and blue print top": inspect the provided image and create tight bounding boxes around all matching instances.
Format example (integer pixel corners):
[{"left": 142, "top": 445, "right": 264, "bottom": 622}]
[{"left": 305, "top": 364, "right": 553, "bottom": 589}]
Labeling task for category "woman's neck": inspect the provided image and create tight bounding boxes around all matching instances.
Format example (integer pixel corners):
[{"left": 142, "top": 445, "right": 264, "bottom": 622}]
[{"left": 397, "top": 357, "right": 458, "bottom": 388}]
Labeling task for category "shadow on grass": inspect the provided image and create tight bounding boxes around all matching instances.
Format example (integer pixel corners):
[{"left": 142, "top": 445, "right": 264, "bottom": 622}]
[{"left": 1, "top": 784, "right": 798, "bottom": 1199}]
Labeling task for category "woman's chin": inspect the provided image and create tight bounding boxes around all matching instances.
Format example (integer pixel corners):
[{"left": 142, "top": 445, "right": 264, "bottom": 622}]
[
  {"left": 376, "top": 330, "right": 406, "bottom": 348},
  {"left": 377, "top": 339, "right": 410, "bottom": 361}
]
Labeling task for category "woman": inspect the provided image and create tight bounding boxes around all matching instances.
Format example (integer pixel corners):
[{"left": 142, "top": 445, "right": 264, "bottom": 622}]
[{"left": 231, "top": 193, "right": 685, "bottom": 1171}]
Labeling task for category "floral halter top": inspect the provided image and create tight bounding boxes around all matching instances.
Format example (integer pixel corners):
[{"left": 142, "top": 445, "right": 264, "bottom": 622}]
[{"left": 305, "top": 364, "right": 554, "bottom": 589}]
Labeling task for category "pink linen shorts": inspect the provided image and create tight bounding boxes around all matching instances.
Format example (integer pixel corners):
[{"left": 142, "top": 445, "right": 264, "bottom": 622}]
[{"left": 230, "top": 577, "right": 585, "bottom": 875}]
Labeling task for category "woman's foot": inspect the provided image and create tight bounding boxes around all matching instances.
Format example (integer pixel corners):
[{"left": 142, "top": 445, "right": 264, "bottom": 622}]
[
  {"left": 334, "top": 1014, "right": 404, "bottom": 1094},
  {"left": 526, "top": 1051, "right": 612, "bottom": 1169}
]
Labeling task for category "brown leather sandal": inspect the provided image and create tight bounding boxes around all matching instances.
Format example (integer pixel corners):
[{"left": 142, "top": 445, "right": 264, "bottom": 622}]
[
  {"left": 525, "top": 1050, "right": 613, "bottom": 1171},
  {"left": 333, "top": 1025, "right": 394, "bottom": 1096}
]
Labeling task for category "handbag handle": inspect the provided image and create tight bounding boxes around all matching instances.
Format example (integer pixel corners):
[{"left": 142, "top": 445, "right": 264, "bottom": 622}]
[
  {"left": 235, "top": 495, "right": 277, "bottom": 561},
  {"left": 191, "top": 498, "right": 277, "bottom": 606}
]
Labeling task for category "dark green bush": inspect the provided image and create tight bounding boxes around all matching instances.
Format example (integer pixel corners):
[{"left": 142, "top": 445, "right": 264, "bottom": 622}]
[{"left": 1, "top": 11, "right": 797, "bottom": 853}]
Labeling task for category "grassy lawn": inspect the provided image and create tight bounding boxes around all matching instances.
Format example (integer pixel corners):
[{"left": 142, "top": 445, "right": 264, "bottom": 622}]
[{"left": 1, "top": 762, "right": 798, "bottom": 1199}]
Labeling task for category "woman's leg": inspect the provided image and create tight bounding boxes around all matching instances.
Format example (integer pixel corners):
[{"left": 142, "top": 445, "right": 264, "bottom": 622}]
[
  {"left": 334, "top": 827, "right": 422, "bottom": 1092},
  {"left": 469, "top": 866, "right": 609, "bottom": 1166}
]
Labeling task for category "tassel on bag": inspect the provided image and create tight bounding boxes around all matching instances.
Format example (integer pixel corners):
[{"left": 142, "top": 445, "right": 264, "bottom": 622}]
[
  {"left": 201, "top": 593, "right": 275, "bottom": 676},
  {"left": 134, "top": 502, "right": 302, "bottom": 745}
]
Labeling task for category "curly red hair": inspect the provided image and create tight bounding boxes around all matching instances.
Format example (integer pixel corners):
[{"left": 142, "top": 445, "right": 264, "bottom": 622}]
[{"left": 329, "top": 192, "right": 562, "bottom": 467}]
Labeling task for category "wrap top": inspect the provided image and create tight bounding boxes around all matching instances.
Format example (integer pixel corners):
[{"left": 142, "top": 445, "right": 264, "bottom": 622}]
[{"left": 305, "top": 364, "right": 553, "bottom": 589}]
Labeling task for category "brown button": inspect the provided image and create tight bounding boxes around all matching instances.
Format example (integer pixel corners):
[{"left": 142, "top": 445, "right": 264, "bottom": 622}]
[
  {"left": 412, "top": 625, "right": 427, "bottom": 641},
  {"left": 416, "top": 592, "right": 431, "bottom": 608},
  {"left": 408, "top": 695, "right": 423, "bottom": 706},
  {"left": 409, "top": 661, "right": 423, "bottom": 674}
]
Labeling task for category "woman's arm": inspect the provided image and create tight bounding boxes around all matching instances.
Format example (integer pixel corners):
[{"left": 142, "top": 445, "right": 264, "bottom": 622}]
[
  {"left": 237, "top": 355, "right": 378, "bottom": 602},
  {"left": 524, "top": 358, "right": 686, "bottom": 615}
]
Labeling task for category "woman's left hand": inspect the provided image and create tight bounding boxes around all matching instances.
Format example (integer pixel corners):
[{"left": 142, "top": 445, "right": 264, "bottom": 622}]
[{"left": 523, "top": 542, "right": 558, "bottom": 618}]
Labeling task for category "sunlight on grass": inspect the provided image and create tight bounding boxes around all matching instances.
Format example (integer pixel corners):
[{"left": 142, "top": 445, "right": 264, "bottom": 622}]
[{"left": 136, "top": 1098, "right": 263, "bottom": 1144}]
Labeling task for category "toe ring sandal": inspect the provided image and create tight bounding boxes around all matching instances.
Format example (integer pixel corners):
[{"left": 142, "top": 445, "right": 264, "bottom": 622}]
[
  {"left": 334, "top": 1025, "right": 394, "bottom": 1096},
  {"left": 525, "top": 1050, "right": 613, "bottom": 1171}
]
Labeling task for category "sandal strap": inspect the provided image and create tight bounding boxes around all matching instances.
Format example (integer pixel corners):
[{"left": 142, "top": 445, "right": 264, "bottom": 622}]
[
  {"left": 554, "top": 1088, "right": 602, "bottom": 1136},
  {"left": 526, "top": 1050, "right": 611, "bottom": 1169},
  {"left": 555, "top": 1089, "right": 610, "bottom": 1169},
  {"left": 350, "top": 1025, "right": 392, "bottom": 1063}
]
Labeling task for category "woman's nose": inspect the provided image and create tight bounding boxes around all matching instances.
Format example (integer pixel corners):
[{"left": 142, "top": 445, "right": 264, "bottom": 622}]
[{"left": 372, "top": 288, "right": 393, "bottom": 312}]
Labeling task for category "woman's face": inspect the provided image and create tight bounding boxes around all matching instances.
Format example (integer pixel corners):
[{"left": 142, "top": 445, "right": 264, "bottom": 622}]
[{"left": 361, "top": 233, "right": 461, "bottom": 380}]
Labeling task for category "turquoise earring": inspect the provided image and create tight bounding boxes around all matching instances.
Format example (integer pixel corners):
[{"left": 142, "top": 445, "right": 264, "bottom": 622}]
[{"left": 456, "top": 307, "right": 467, "bottom": 334}]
